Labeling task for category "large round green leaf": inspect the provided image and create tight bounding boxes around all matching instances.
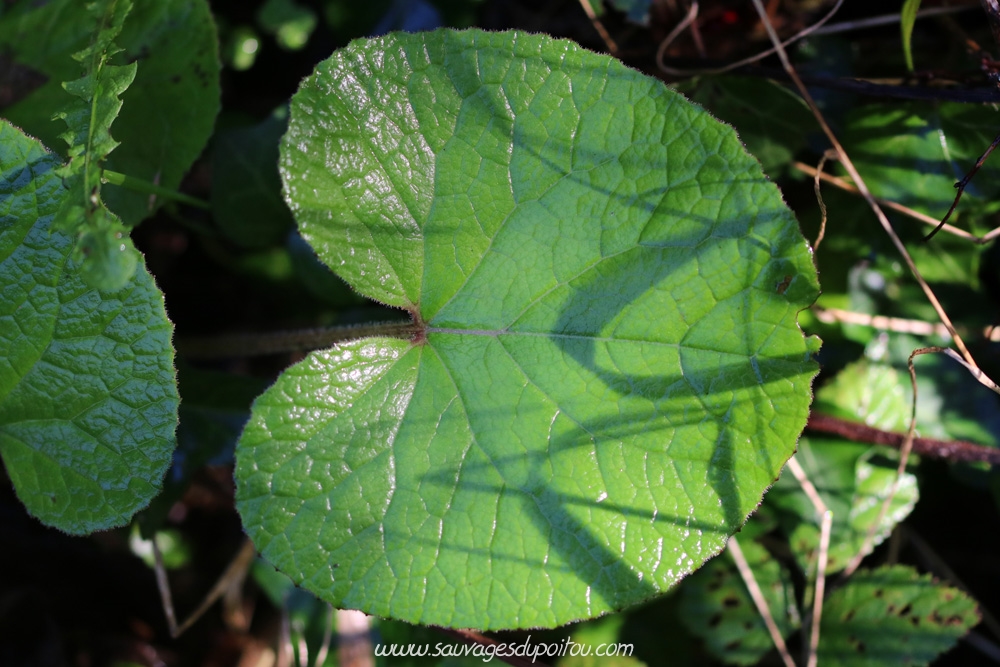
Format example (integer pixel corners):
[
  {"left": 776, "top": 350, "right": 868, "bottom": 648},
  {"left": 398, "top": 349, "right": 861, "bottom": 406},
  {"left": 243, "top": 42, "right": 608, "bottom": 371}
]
[
  {"left": 0, "top": 121, "right": 177, "bottom": 534},
  {"left": 236, "top": 29, "right": 820, "bottom": 629}
]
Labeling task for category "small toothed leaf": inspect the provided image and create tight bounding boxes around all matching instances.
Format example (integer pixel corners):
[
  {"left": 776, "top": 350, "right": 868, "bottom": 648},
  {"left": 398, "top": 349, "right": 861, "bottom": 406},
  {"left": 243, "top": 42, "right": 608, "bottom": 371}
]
[{"left": 819, "top": 565, "right": 979, "bottom": 667}]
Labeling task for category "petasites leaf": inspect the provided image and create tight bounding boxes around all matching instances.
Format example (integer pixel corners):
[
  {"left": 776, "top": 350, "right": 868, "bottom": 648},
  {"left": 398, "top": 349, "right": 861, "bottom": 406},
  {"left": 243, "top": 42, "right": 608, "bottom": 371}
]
[
  {"left": 818, "top": 565, "right": 979, "bottom": 666},
  {"left": 236, "top": 29, "right": 820, "bottom": 629},
  {"left": 0, "top": 121, "right": 178, "bottom": 534}
]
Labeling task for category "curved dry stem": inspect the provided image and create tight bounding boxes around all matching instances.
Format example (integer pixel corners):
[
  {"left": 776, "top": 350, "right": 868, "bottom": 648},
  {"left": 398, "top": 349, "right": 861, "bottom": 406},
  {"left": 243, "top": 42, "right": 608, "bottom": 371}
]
[
  {"left": 658, "top": 0, "right": 843, "bottom": 77},
  {"left": 935, "top": 346, "right": 1000, "bottom": 395},
  {"left": 811, "top": 151, "right": 835, "bottom": 252},
  {"left": 655, "top": 0, "right": 699, "bottom": 70},
  {"left": 925, "top": 132, "right": 1000, "bottom": 241}
]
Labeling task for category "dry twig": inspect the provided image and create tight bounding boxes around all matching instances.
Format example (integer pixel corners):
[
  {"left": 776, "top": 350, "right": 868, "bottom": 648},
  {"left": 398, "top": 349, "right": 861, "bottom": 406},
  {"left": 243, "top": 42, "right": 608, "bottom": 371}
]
[
  {"left": 728, "top": 536, "right": 797, "bottom": 667},
  {"left": 784, "top": 456, "right": 832, "bottom": 667}
]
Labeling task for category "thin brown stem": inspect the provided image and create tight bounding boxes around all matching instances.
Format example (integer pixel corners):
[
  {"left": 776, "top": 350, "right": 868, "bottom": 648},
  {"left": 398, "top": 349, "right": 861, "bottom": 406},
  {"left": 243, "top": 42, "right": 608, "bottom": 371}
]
[
  {"left": 925, "top": 131, "right": 1000, "bottom": 241},
  {"left": 728, "top": 536, "right": 797, "bottom": 667},
  {"left": 793, "top": 162, "right": 985, "bottom": 243},
  {"left": 810, "top": 510, "right": 833, "bottom": 667},
  {"left": 811, "top": 306, "right": 957, "bottom": 338},
  {"left": 811, "top": 152, "right": 833, "bottom": 251},
  {"left": 784, "top": 456, "right": 830, "bottom": 667},
  {"left": 176, "top": 320, "right": 419, "bottom": 359},
  {"left": 806, "top": 412, "right": 1000, "bottom": 465},
  {"left": 154, "top": 537, "right": 257, "bottom": 638},
  {"left": 576, "top": 0, "right": 619, "bottom": 55}
]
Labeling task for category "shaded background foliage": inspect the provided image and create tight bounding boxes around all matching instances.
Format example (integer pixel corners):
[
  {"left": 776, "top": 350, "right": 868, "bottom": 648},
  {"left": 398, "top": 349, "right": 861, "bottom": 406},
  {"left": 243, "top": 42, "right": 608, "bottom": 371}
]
[{"left": 2, "top": 0, "right": 1000, "bottom": 665}]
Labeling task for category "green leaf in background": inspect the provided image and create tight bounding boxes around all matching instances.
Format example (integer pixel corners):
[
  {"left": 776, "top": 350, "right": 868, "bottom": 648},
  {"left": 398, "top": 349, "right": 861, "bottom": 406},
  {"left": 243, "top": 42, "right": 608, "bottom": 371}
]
[
  {"left": 256, "top": 0, "right": 318, "bottom": 51},
  {"left": 0, "top": 0, "right": 220, "bottom": 226},
  {"left": 900, "top": 0, "right": 922, "bottom": 72},
  {"left": 211, "top": 108, "right": 295, "bottom": 248},
  {"left": 679, "top": 539, "right": 799, "bottom": 665},
  {"left": 818, "top": 565, "right": 979, "bottom": 666},
  {"left": 768, "top": 362, "right": 917, "bottom": 572},
  {"left": 768, "top": 438, "right": 918, "bottom": 574},
  {"left": 236, "top": 29, "right": 819, "bottom": 629},
  {"left": 840, "top": 102, "right": 1000, "bottom": 223},
  {"left": 0, "top": 121, "right": 178, "bottom": 534},
  {"left": 813, "top": 359, "right": 911, "bottom": 431}
]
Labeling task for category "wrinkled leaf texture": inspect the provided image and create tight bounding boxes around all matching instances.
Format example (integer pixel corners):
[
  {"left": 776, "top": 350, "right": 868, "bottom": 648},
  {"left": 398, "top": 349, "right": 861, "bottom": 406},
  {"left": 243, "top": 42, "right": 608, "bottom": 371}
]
[
  {"left": 236, "top": 29, "right": 820, "bottom": 629},
  {"left": 0, "top": 121, "right": 177, "bottom": 534}
]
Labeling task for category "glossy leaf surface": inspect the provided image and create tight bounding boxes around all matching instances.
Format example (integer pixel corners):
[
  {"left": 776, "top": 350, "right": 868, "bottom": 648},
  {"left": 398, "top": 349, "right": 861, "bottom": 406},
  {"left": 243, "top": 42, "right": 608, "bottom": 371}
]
[
  {"left": 236, "top": 29, "right": 819, "bottom": 629},
  {"left": 0, "top": 122, "right": 177, "bottom": 534}
]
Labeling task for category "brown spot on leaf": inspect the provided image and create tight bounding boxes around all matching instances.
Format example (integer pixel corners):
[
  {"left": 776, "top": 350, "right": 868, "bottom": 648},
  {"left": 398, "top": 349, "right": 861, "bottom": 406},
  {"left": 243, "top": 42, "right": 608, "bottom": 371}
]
[
  {"left": 776, "top": 275, "right": 792, "bottom": 294},
  {"left": 724, "top": 640, "right": 742, "bottom": 652},
  {"left": 899, "top": 604, "right": 912, "bottom": 616},
  {"left": 722, "top": 595, "right": 740, "bottom": 608},
  {"left": 844, "top": 609, "right": 855, "bottom": 622},
  {"left": 708, "top": 613, "right": 722, "bottom": 628}
]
